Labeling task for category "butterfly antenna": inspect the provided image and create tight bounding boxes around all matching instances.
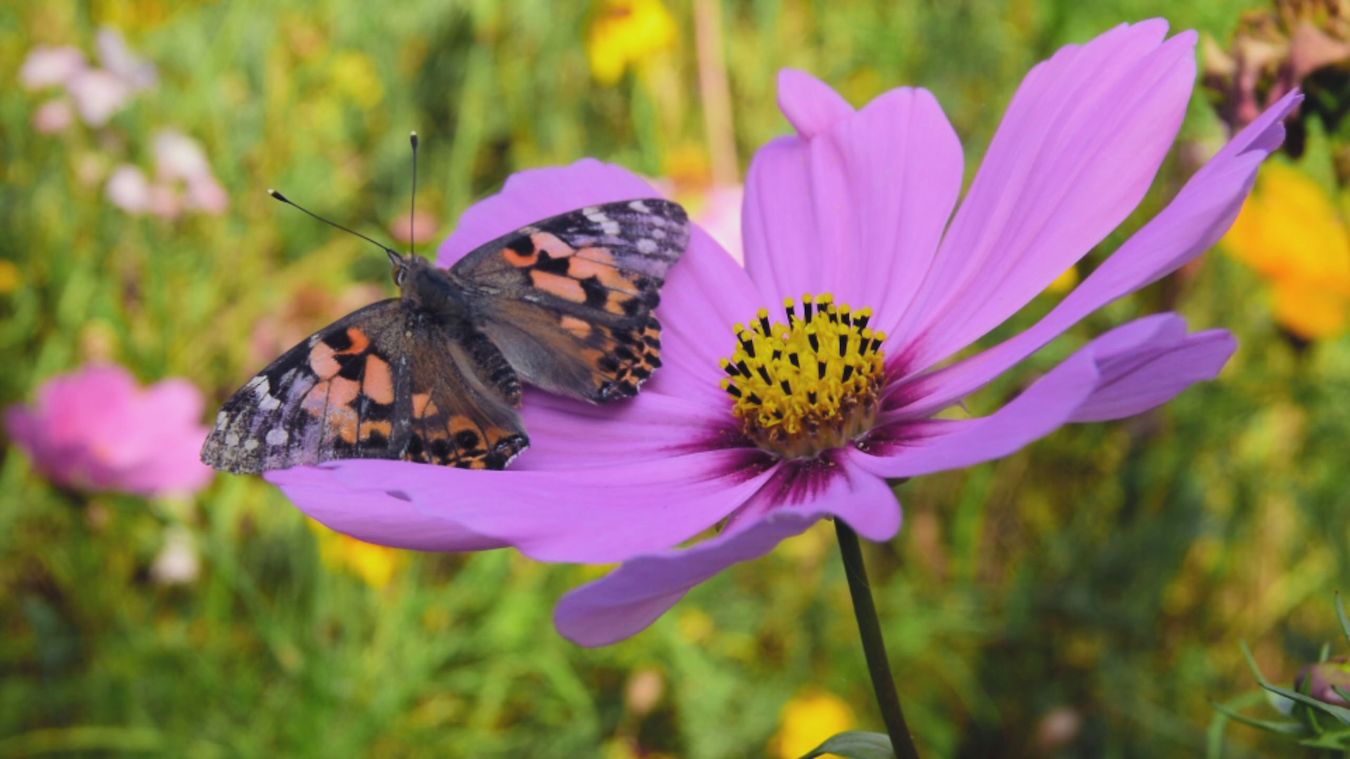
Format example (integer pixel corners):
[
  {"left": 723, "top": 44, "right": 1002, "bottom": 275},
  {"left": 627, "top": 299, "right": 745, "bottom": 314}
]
[
  {"left": 267, "top": 188, "right": 401, "bottom": 259},
  {"left": 409, "top": 131, "right": 419, "bottom": 258}
]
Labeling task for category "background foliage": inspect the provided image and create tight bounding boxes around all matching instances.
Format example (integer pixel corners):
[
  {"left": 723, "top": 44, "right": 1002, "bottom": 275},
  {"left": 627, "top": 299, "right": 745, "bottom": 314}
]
[{"left": 3, "top": 0, "right": 1346, "bottom": 756}]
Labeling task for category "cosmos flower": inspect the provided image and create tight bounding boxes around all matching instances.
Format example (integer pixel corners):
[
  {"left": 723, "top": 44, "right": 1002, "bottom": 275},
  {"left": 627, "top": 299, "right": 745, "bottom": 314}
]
[
  {"left": 1223, "top": 163, "right": 1350, "bottom": 339},
  {"left": 270, "top": 21, "right": 1298, "bottom": 646},
  {"left": 7, "top": 364, "right": 214, "bottom": 497}
]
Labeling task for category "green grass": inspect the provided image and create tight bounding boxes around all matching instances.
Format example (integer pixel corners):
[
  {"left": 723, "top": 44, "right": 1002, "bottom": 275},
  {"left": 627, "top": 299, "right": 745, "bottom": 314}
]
[{"left": 6, "top": 0, "right": 1350, "bottom": 756}]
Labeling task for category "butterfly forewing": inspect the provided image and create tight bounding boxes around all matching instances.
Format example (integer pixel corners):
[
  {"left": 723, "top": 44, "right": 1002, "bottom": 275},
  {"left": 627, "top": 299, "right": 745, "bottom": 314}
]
[
  {"left": 451, "top": 199, "right": 689, "bottom": 403},
  {"left": 201, "top": 300, "right": 527, "bottom": 473}
]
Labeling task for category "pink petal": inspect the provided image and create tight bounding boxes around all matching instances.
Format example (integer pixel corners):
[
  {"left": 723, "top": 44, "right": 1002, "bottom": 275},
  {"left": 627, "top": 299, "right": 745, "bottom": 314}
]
[
  {"left": 894, "top": 91, "right": 1300, "bottom": 416},
  {"left": 742, "top": 85, "right": 963, "bottom": 332},
  {"left": 777, "top": 68, "right": 854, "bottom": 138},
  {"left": 1068, "top": 314, "right": 1235, "bottom": 423},
  {"left": 554, "top": 457, "right": 897, "bottom": 646},
  {"left": 853, "top": 349, "right": 1101, "bottom": 478},
  {"left": 890, "top": 21, "right": 1198, "bottom": 370},
  {"left": 517, "top": 387, "right": 733, "bottom": 470},
  {"left": 270, "top": 448, "right": 776, "bottom": 564},
  {"left": 555, "top": 510, "right": 818, "bottom": 646},
  {"left": 19, "top": 45, "right": 87, "bottom": 89},
  {"left": 268, "top": 466, "right": 508, "bottom": 552}
]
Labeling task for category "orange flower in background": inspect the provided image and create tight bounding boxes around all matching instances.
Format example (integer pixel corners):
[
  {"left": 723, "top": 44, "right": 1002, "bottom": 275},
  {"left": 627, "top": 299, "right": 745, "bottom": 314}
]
[
  {"left": 771, "top": 690, "right": 857, "bottom": 759},
  {"left": 586, "top": 0, "right": 677, "bottom": 85},
  {"left": 1223, "top": 163, "right": 1350, "bottom": 339},
  {"left": 310, "top": 521, "right": 405, "bottom": 589}
]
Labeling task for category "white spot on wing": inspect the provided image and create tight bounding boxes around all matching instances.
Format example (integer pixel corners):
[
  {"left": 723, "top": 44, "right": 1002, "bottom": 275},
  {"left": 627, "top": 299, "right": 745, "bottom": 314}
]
[
  {"left": 636, "top": 238, "right": 658, "bottom": 254},
  {"left": 601, "top": 220, "right": 621, "bottom": 236},
  {"left": 215, "top": 411, "right": 227, "bottom": 430},
  {"left": 266, "top": 428, "right": 289, "bottom": 446},
  {"left": 224, "top": 432, "right": 240, "bottom": 446},
  {"left": 629, "top": 200, "right": 651, "bottom": 213},
  {"left": 259, "top": 394, "right": 281, "bottom": 411},
  {"left": 243, "top": 438, "right": 260, "bottom": 452}
]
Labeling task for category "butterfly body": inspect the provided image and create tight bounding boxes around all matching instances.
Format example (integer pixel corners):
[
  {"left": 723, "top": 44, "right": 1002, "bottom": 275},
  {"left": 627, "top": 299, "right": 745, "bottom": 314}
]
[{"left": 201, "top": 198, "right": 689, "bottom": 474}]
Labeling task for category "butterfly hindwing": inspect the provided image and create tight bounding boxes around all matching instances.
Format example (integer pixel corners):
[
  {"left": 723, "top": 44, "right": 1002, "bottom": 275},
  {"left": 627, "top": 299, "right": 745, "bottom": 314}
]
[
  {"left": 201, "top": 300, "right": 528, "bottom": 473},
  {"left": 450, "top": 199, "right": 689, "bottom": 403}
]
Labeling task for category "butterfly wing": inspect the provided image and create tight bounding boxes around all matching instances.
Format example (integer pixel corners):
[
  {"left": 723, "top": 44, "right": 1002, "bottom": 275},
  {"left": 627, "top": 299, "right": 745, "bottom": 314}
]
[
  {"left": 201, "top": 300, "right": 528, "bottom": 473},
  {"left": 450, "top": 198, "right": 689, "bottom": 403}
]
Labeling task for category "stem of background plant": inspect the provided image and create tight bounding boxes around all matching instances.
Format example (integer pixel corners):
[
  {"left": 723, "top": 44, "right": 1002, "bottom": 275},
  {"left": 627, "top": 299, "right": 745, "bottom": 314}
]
[{"left": 835, "top": 520, "right": 921, "bottom": 759}]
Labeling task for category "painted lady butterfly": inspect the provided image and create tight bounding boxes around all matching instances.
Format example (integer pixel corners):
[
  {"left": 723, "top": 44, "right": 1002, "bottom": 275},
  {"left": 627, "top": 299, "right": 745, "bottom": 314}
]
[{"left": 201, "top": 198, "right": 689, "bottom": 473}]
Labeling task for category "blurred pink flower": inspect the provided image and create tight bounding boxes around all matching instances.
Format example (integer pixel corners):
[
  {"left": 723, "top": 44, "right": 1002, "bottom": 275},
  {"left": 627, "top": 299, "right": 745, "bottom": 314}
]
[
  {"left": 19, "top": 45, "right": 87, "bottom": 89},
  {"left": 391, "top": 209, "right": 441, "bottom": 245},
  {"left": 106, "top": 164, "right": 153, "bottom": 214},
  {"left": 106, "top": 132, "right": 228, "bottom": 218},
  {"left": 66, "top": 67, "right": 134, "bottom": 127},
  {"left": 694, "top": 185, "right": 743, "bottom": 263},
  {"left": 33, "top": 99, "right": 75, "bottom": 133},
  {"left": 6, "top": 364, "right": 214, "bottom": 497},
  {"left": 96, "top": 27, "right": 157, "bottom": 91}
]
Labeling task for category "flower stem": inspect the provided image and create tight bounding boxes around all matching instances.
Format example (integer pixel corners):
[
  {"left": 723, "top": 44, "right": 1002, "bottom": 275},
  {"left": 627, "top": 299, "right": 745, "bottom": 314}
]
[{"left": 835, "top": 520, "right": 921, "bottom": 759}]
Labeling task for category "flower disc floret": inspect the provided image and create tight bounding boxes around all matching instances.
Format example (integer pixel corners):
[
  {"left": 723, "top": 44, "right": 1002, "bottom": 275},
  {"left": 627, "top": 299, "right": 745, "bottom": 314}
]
[{"left": 720, "top": 293, "right": 886, "bottom": 459}]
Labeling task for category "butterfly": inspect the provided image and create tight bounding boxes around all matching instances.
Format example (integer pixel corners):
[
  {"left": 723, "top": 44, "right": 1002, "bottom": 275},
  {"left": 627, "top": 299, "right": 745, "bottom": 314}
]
[{"left": 201, "top": 198, "right": 690, "bottom": 473}]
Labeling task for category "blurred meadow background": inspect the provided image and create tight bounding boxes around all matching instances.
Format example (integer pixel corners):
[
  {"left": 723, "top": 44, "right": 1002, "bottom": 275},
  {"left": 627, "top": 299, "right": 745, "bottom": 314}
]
[{"left": 4, "top": 0, "right": 1350, "bottom": 756}]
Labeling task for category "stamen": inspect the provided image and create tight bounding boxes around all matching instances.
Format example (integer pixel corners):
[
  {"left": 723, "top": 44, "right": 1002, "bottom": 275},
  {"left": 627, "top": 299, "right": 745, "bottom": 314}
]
[{"left": 719, "top": 292, "right": 887, "bottom": 459}]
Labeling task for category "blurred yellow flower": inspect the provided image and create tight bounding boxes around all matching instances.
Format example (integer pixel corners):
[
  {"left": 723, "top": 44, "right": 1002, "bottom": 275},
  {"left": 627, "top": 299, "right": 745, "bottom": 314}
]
[
  {"left": 331, "top": 51, "right": 383, "bottom": 109},
  {"left": 1045, "top": 265, "right": 1079, "bottom": 295},
  {"left": 309, "top": 520, "right": 404, "bottom": 589},
  {"left": 586, "top": 0, "right": 677, "bottom": 85},
  {"left": 1223, "top": 164, "right": 1350, "bottom": 339},
  {"left": 771, "top": 690, "right": 857, "bottom": 759},
  {"left": 0, "top": 260, "right": 21, "bottom": 295}
]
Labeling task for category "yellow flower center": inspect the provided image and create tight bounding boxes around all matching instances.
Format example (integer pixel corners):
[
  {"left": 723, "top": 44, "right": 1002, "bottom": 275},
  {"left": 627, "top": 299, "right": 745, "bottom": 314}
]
[{"left": 720, "top": 294, "right": 886, "bottom": 459}]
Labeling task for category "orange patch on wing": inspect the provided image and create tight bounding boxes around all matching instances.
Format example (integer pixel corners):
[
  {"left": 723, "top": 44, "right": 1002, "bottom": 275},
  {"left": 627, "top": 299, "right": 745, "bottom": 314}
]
[
  {"left": 331, "top": 405, "right": 360, "bottom": 443},
  {"left": 412, "top": 392, "right": 438, "bottom": 418},
  {"left": 530, "top": 270, "right": 587, "bottom": 302},
  {"left": 560, "top": 315, "right": 592, "bottom": 339},
  {"left": 568, "top": 257, "right": 638, "bottom": 294},
  {"left": 309, "top": 342, "right": 340, "bottom": 377},
  {"left": 531, "top": 232, "right": 576, "bottom": 259},
  {"left": 359, "top": 419, "right": 393, "bottom": 441},
  {"left": 363, "top": 355, "right": 395, "bottom": 404},
  {"left": 575, "top": 246, "right": 616, "bottom": 266},
  {"left": 340, "top": 328, "right": 370, "bottom": 355},
  {"left": 501, "top": 246, "right": 538, "bottom": 268},
  {"left": 604, "top": 292, "right": 640, "bottom": 315}
]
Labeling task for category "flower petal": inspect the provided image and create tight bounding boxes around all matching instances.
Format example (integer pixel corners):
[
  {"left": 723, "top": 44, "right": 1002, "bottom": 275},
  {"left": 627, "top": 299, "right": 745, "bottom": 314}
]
[
  {"left": 272, "top": 449, "right": 776, "bottom": 564},
  {"left": 743, "top": 85, "right": 963, "bottom": 330},
  {"left": 777, "top": 68, "right": 854, "bottom": 138},
  {"left": 554, "top": 457, "right": 896, "bottom": 646},
  {"left": 268, "top": 466, "right": 508, "bottom": 552},
  {"left": 854, "top": 349, "right": 1100, "bottom": 478},
  {"left": 555, "top": 510, "right": 818, "bottom": 646},
  {"left": 1068, "top": 314, "right": 1235, "bottom": 423},
  {"left": 890, "top": 20, "right": 1198, "bottom": 369},
  {"left": 517, "top": 386, "right": 733, "bottom": 470},
  {"left": 894, "top": 91, "right": 1300, "bottom": 416}
]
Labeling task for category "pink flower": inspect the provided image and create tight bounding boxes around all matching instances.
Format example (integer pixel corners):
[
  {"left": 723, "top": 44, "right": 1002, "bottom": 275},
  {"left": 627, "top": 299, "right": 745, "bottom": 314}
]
[
  {"left": 268, "top": 21, "right": 1298, "bottom": 645},
  {"left": 693, "top": 184, "right": 744, "bottom": 263},
  {"left": 33, "top": 99, "right": 75, "bottom": 133},
  {"left": 19, "top": 45, "right": 87, "bottom": 89},
  {"left": 66, "top": 67, "right": 134, "bottom": 127},
  {"left": 7, "top": 364, "right": 214, "bottom": 497},
  {"left": 106, "top": 164, "right": 153, "bottom": 214}
]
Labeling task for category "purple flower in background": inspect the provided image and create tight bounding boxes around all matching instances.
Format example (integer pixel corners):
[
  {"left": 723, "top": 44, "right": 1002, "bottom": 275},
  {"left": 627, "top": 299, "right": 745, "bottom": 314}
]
[
  {"left": 270, "top": 20, "right": 1298, "bottom": 645},
  {"left": 7, "top": 364, "right": 214, "bottom": 497}
]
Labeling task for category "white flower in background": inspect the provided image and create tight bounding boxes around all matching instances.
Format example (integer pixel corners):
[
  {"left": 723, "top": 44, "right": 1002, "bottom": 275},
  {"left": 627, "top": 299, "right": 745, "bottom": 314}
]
[
  {"left": 106, "top": 164, "right": 153, "bottom": 214},
  {"left": 150, "top": 526, "right": 200, "bottom": 585}
]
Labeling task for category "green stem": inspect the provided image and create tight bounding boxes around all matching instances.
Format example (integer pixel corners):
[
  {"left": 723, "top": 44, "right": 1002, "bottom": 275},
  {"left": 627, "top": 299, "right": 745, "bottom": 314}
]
[{"left": 835, "top": 520, "right": 921, "bottom": 759}]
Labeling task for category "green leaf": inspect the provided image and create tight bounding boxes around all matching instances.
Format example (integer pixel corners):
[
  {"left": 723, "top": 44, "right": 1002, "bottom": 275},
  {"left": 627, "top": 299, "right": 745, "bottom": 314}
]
[
  {"left": 1210, "top": 701, "right": 1307, "bottom": 736},
  {"left": 800, "top": 731, "right": 895, "bottom": 759},
  {"left": 1243, "top": 642, "right": 1350, "bottom": 724}
]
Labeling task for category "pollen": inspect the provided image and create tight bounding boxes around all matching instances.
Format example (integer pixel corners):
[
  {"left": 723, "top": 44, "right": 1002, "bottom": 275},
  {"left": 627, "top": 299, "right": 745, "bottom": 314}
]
[{"left": 720, "top": 294, "right": 886, "bottom": 459}]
